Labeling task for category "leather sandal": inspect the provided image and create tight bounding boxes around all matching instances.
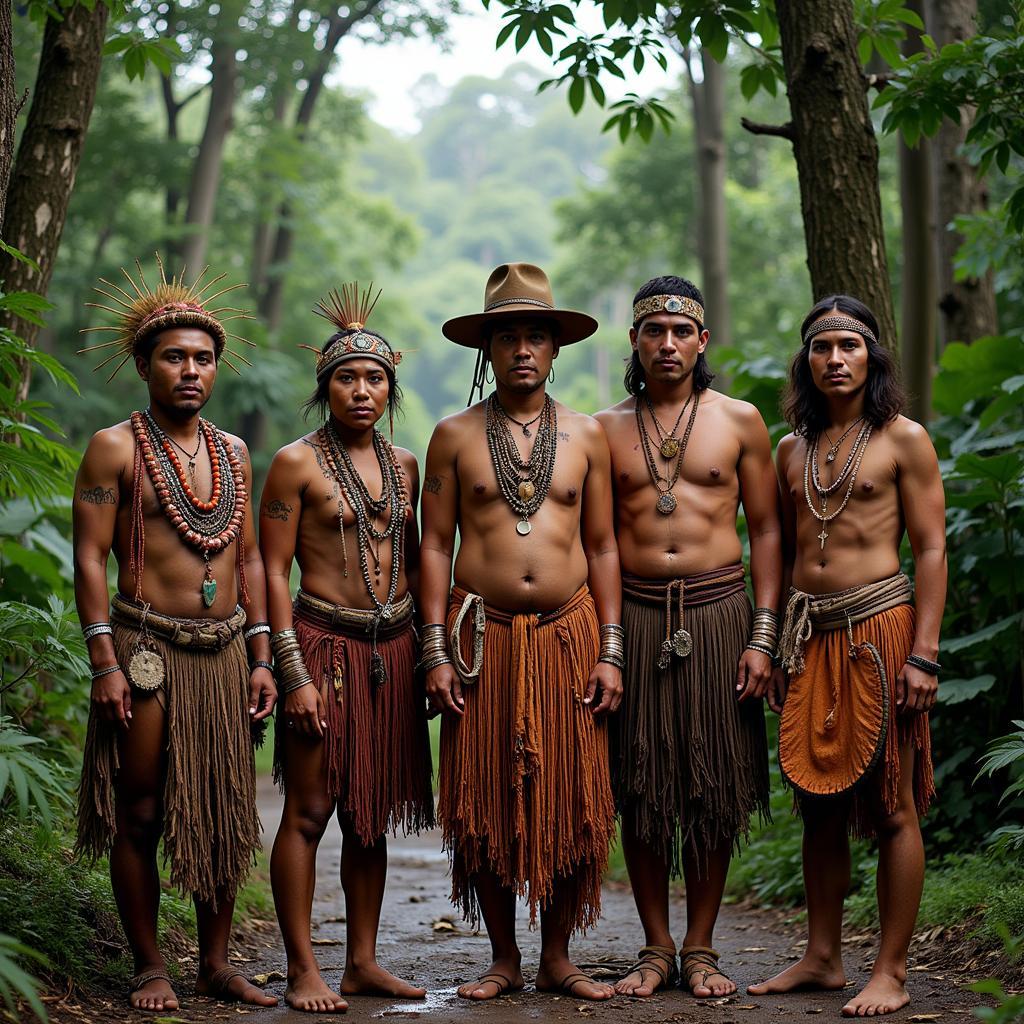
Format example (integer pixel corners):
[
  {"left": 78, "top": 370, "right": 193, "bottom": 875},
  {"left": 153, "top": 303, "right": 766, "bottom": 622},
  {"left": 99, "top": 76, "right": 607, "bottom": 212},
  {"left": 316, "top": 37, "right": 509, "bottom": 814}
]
[
  {"left": 196, "top": 965, "right": 250, "bottom": 1000},
  {"left": 460, "top": 971, "right": 522, "bottom": 998},
  {"left": 680, "top": 945, "right": 733, "bottom": 996},
  {"left": 620, "top": 944, "right": 678, "bottom": 994}
]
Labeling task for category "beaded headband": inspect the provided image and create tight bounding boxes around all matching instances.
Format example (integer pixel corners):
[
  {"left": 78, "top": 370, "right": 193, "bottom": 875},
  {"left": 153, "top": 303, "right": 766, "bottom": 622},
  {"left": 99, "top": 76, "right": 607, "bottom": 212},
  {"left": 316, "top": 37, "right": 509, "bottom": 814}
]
[
  {"left": 802, "top": 314, "right": 878, "bottom": 347},
  {"left": 308, "top": 283, "right": 401, "bottom": 382},
  {"left": 78, "top": 253, "right": 254, "bottom": 381},
  {"left": 632, "top": 293, "right": 705, "bottom": 326}
]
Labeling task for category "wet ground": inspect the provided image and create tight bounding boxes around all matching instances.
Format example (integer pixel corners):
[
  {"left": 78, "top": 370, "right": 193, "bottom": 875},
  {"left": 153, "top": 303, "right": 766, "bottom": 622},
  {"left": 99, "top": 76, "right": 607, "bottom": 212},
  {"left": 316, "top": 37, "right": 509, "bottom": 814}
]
[{"left": 47, "top": 777, "right": 989, "bottom": 1022}]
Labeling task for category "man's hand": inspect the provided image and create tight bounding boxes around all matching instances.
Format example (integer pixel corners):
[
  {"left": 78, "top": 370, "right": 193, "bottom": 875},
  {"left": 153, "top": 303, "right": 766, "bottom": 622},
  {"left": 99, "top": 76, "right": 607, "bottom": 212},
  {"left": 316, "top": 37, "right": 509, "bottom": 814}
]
[
  {"left": 767, "top": 666, "right": 788, "bottom": 714},
  {"left": 586, "top": 661, "right": 622, "bottom": 715},
  {"left": 284, "top": 683, "right": 327, "bottom": 738},
  {"left": 426, "top": 663, "right": 464, "bottom": 717},
  {"left": 735, "top": 648, "right": 772, "bottom": 703},
  {"left": 249, "top": 666, "right": 277, "bottom": 722},
  {"left": 897, "top": 662, "right": 937, "bottom": 714},
  {"left": 92, "top": 669, "right": 132, "bottom": 727}
]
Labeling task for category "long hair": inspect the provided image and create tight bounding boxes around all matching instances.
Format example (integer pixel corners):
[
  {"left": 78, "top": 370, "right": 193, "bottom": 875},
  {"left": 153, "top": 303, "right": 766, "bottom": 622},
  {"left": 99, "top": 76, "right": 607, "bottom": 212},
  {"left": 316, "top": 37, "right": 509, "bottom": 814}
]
[
  {"left": 302, "top": 328, "right": 403, "bottom": 423},
  {"left": 782, "top": 294, "right": 904, "bottom": 437},
  {"left": 623, "top": 275, "right": 715, "bottom": 397}
]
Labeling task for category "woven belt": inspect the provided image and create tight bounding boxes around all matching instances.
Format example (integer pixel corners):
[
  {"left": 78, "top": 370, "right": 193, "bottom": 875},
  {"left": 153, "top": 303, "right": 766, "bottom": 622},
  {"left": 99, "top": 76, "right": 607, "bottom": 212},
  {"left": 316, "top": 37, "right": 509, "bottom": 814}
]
[
  {"left": 294, "top": 589, "right": 414, "bottom": 639},
  {"left": 111, "top": 593, "right": 246, "bottom": 650}
]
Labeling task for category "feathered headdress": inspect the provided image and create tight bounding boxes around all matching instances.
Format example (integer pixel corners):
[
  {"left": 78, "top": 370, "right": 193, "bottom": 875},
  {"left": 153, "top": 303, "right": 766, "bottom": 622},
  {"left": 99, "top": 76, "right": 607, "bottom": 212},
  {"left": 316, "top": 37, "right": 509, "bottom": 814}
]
[
  {"left": 305, "top": 282, "right": 401, "bottom": 381},
  {"left": 78, "top": 253, "right": 254, "bottom": 381}
]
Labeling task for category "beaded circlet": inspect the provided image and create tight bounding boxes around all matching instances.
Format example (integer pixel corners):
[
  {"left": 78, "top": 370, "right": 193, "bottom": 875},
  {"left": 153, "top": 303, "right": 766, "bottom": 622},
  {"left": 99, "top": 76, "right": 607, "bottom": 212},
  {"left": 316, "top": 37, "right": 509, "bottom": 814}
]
[
  {"left": 129, "top": 410, "right": 248, "bottom": 607},
  {"left": 803, "top": 421, "right": 873, "bottom": 549},
  {"left": 485, "top": 393, "right": 557, "bottom": 536}
]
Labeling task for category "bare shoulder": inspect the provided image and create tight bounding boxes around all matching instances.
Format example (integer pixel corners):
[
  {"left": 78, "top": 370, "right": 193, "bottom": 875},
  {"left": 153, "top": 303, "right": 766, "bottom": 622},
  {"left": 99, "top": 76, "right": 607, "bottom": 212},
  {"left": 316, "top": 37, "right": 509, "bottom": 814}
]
[
  {"left": 393, "top": 445, "right": 419, "bottom": 479},
  {"left": 775, "top": 430, "right": 801, "bottom": 468},
  {"left": 593, "top": 396, "right": 634, "bottom": 434},
  {"left": 84, "top": 420, "right": 134, "bottom": 461},
  {"left": 704, "top": 389, "right": 763, "bottom": 427},
  {"left": 219, "top": 429, "right": 251, "bottom": 465},
  {"left": 880, "top": 415, "right": 938, "bottom": 464},
  {"left": 429, "top": 404, "right": 482, "bottom": 449},
  {"left": 271, "top": 433, "right": 321, "bottom": 472},
  {"left": 556, "top": 404, "right": 605, "bottom": 444}
]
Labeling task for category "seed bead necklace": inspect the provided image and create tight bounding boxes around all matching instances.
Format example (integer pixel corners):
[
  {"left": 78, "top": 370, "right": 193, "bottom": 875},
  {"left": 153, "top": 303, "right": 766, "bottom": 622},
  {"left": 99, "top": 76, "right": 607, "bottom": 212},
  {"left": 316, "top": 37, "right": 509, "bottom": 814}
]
[
  {"left": 803, "top": 421, "right": 873, "bottom": 549},
  {"left": 485, "top": 393, "right": 557, "bottom": 536},
  {"left": 635, "top": 390, "right": 700, "bottom": 515}
]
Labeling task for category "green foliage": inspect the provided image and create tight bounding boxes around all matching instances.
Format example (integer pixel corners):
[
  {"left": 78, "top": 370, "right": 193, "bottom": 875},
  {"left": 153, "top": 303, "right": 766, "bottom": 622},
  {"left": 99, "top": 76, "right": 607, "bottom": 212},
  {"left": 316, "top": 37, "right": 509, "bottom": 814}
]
[
  {"left": 0, "top": 933, "right": 49, "bottom": 1023},
  {"left": 0, "top": 717, "right": 72, "bottom": 828},
  {"left": 977, "top": 722, "right": 1024, "bottom": 852}
]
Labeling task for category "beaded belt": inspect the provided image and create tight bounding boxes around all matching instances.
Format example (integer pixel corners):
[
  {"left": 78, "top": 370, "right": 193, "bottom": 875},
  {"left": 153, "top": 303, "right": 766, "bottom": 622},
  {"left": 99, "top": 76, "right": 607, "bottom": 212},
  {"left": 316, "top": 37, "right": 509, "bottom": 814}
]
[
  {"left": 111, "top": 593, "right": 246, "bottom": 650},
  {"left": 294, "top": 589, "right": 414, "bottom": 640}
]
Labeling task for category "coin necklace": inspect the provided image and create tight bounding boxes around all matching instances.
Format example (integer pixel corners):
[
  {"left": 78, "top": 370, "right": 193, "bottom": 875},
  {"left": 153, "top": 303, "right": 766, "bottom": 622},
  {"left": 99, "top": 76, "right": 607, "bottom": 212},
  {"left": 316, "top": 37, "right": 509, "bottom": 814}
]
[
  {"left": 803, "top": 421, "right": 873, "bottom": 549},
  {"left": 485, "top": 393, "right": 557, "bottom": 536},
  {"left": 644, "top": 393, "right": 691, "bottom": 459},
  {"left": 635, "top": 390, "right": 700, "bottom": 515}
]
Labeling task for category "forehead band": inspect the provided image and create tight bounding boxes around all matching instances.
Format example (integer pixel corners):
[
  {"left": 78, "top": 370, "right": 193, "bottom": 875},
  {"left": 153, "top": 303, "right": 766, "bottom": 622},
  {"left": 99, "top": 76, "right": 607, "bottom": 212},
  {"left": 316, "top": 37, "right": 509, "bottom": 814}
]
[
  {"left": 803, "top": 314, "right": 877, "bottom": 347},
  {"left": 633, "top": 294, "right": 705, "bottom": 326}
]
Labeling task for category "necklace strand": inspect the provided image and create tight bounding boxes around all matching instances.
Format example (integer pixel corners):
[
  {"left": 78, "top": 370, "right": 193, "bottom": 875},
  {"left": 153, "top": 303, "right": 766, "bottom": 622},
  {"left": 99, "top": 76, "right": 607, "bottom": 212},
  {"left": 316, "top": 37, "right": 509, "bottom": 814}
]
[{"left": 635, "top": 391, "right": 699, "bottom": 515}]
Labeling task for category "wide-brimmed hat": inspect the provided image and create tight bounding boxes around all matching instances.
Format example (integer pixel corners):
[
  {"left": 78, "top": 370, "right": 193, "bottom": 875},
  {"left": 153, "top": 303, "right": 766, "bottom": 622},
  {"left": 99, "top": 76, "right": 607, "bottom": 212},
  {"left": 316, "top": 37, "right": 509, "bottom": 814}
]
[{"left": 441, "top": 262, "right": 598, "bottom": 348}]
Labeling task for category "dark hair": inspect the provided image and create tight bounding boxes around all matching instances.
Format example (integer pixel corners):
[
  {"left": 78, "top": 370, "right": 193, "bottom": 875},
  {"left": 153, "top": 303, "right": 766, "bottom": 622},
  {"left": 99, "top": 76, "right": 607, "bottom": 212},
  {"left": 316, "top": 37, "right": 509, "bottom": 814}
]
[
  {"left": 782, "top": 294, "right": 904, "bottom": 436},
  {"left": 624, "top": 275, "right": 715, "bottom": 397},
  {"left": 302, "top": 328, "right": 403, "bottom": 422}
]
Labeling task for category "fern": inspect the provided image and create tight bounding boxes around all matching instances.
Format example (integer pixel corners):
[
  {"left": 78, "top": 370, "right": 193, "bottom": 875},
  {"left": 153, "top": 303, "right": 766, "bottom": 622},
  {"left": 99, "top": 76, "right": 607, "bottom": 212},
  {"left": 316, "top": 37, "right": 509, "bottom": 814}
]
[{"left": 0, "top": 933, "right": 48, "bottom": 1022}]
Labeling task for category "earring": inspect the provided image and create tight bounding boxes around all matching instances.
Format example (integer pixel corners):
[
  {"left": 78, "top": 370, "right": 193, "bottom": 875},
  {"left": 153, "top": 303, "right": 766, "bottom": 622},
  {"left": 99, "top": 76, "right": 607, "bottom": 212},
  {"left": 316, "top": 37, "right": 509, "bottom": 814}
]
[
  {"left": 485, "top": 363, "right": 494, "bottom": 385},
  {"left": 548, "top": 366, "right": 555, "bottom": 383}
]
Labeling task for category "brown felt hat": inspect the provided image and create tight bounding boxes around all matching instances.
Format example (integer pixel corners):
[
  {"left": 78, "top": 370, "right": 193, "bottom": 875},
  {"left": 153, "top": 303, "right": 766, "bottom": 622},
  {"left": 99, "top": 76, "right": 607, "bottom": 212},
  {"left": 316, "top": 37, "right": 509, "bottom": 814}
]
[{"left": 442, "top": 262, "right": 598, "bottom": 348}]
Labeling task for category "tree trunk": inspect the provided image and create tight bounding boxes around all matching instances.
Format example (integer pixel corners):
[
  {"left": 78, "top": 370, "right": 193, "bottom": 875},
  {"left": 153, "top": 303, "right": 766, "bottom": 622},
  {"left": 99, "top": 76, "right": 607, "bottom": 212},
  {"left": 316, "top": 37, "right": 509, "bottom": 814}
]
[
  {"left": 774, "top": 0, "right": 898, "bottom": 348},
  {"left": 179, "top": 36, "right": 238, "bottom": 273},
  {"left": 0, "top": 1, "right": 17, "bottom": 227},
  {"left": 926, "top": 0, "right": 998, "bottom": 344},
  {"left": 899, "top": 0, "right": 936, "bottom": 423},
  {"left": 0, "top": 0, "right": 109, "bottom": 382},
  {"left": 688, "top": 50, "right": 731, "bottom": 350}
]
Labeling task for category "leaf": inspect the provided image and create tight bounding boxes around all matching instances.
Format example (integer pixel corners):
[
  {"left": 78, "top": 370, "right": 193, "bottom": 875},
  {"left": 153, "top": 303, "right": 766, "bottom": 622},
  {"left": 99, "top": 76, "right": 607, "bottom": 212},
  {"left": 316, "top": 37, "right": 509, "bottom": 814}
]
[
  {"left": 942, "top": 613, "right": 1023, "bottom": 655},
  {"left": 568, "top": 76, "right": 585, "bottom": 114},
  {"left": 858, "top": 34, "right": 874, "bottom": 65},
  {"left": 938, "top": 675, "right": 996, "bottom": 705},
  {"left": 0, "top": 241, "right": 40, "bottom": 273}
]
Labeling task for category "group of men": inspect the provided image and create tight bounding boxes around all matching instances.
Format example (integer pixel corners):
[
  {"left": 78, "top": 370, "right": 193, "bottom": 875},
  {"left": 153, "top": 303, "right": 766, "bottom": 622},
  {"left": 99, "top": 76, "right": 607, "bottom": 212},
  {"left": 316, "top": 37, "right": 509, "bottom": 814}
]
[{"left": 73, "top": 258, "right": 946, "bottom": 1018}]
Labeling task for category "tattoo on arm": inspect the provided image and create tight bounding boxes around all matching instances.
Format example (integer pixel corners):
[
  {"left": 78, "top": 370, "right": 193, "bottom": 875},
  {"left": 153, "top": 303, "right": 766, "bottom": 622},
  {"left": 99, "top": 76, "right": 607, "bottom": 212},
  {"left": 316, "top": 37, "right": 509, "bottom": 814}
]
[
  {"left": 262, "top": 500, "right": 293, "bottom": 521},
  {"left": 232, "top": 442, "right": 247, "bottom": 465},
  {"left": 79, "top": 486, "right": 116, "bottom": 505},
  {"left": 424, "top": 475, "right": 443, "bottom": 494},
  {"left": 558, "top": 431, "right": 570, "bottom": 442}
]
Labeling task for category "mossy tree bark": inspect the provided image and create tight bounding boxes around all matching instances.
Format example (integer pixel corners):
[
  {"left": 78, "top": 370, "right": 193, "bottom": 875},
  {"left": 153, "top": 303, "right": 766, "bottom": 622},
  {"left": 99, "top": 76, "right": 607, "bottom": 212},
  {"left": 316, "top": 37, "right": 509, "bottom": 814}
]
[{"left": 0, "top": 1, "right": 17, "bottom": 228}]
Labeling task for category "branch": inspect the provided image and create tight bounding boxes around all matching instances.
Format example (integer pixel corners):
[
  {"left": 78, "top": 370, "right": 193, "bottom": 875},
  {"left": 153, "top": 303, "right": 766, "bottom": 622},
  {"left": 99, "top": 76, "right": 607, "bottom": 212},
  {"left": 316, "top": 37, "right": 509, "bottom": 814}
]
[
  {"left": 866, "top": 72, "right": 893, "bottom": 92},
  {"left": 179, "top": 84, "right": 208, "bottom": 111},
  {"left": 740, "top": 116, "right": 795, "bottom": 140}
]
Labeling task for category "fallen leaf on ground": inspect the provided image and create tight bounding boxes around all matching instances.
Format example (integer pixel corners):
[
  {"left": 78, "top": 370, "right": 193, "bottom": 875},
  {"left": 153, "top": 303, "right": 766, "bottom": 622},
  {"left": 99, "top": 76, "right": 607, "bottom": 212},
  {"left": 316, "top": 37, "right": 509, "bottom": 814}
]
[
  {"left": 319, "top": 915, "right": 346, "bottom": 923},
  {"left": 251, "top": 972, "right": 286, "bottom": 985},
  {"left": 431, "top": 917, "right": 459, "bottom": 932},
  {"left": 311, "top": 937, "right": 343, "bottom": 946},
  {"left": 739, "top": 947, "right": 766, "bottom": 953},
  {"left": 907, "top": 1014, "right": 943, "bottom": 1022}
]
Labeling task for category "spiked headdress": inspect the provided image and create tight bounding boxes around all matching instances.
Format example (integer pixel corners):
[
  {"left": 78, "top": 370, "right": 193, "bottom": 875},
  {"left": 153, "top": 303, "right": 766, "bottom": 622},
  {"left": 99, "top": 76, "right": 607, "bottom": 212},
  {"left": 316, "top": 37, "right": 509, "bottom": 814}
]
[
  {"left": 78, "top": 253, "right": 254, "bottom": 381},
  {"left": 308, "top": 282, "right": 401, "bottom": 382}
]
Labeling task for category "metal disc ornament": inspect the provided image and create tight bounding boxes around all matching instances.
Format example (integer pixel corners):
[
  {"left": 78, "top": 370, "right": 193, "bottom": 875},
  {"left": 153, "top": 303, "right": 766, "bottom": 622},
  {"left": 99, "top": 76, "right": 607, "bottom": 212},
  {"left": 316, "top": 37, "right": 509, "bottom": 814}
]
[
  {"left": 672, "top": 628, "right": 693, "bottom": 658},
  {"left": 518, "top": 480, "right": 536, "bottom": 501},
  {"left": 128, "top": 647, "right": 165, "bottom": 691},
  {"left": 516, "top": 519, "right": 532, "bottom": 536},
  {"left": 659, "top": 437, "right": 680, "bottom": 459},
  {"left": 656, "top": 492, "right": 677, "bottom": 515}
]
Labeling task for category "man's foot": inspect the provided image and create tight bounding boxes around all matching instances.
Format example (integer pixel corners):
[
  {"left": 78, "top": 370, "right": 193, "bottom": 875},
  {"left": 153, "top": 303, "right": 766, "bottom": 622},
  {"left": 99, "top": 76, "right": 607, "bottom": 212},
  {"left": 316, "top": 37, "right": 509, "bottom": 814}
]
[
  {"left": 615, "top": 944, "right": 678, "bottom": 997},
  {"left": 747, "top": 954, "right": 847, "bottom": 996},
  {"left": 285, "top": 968, "right": 349, "bottom": 1013},
  {"left": 680, "top": 946, "right": 736, "bottom": 998},
  {"left": 536, "top": 957, "right": 615, "bottom": 1001},
  {"left": 456, "top": 958, "right": 525, "bottom": 1001},
  {"left": 129, "top": 968, "right": 179, "bottom": 1012},
  {"left": 841, "top": 973, "right": 910, "bottom": 1017},
  {"left": 195, "top": 965, "right": 279, "bottom": 1006},
  {"left": 340, "top": 960, "right": 426, "bottom": 999}
]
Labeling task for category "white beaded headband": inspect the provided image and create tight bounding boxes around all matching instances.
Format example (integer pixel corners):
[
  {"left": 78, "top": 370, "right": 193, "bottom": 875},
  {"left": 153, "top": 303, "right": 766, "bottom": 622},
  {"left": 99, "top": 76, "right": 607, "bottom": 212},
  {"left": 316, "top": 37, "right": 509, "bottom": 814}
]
[
  {"left": 632, "top": 293, "right": 705, "bottom": 325},
  {"left": 802, "top": 314, "right": 877, "bottom": 347}
]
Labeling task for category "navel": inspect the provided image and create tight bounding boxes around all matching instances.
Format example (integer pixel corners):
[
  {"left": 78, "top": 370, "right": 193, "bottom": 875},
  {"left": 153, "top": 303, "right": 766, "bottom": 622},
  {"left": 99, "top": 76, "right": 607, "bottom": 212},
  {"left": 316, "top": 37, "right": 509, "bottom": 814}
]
[
  {"left": 523, "top": 574, "right": 533, "bottom": 584},
  {"left": 819, "top": 559, "right": 827, "bottom": 569}
]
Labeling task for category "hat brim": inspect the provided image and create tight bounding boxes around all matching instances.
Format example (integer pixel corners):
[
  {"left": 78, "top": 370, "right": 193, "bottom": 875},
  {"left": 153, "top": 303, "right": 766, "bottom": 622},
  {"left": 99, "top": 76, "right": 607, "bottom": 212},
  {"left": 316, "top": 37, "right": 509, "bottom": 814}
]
[{"left": 441, "top": 304, "right": 598, "bottom": 348}]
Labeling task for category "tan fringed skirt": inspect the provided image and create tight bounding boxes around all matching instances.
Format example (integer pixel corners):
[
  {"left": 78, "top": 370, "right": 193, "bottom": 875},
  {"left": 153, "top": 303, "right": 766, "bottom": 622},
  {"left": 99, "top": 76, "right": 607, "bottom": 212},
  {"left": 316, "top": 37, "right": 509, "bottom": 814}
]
[
  {"left": 438, "top": 585, "right": 615, "bottom": 935},
  {"left": 274, "top": 592, "right": 434, "bottom": 844},
  {"left": 612, "top": 567, "right": 770, "bottom": 877},
  {"left": 76, "top": 598, "right": 261, "bottom": 905}
]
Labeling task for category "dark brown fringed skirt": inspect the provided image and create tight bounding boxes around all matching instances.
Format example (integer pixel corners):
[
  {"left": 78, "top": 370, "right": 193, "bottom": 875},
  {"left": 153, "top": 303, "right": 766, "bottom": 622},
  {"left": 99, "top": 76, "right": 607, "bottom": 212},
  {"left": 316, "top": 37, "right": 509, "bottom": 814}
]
[
  {"left": 438, "top": 585, "right": 615, "bottom": 935},
  {"left": 612, "top": 567, "right": 770, "bottom": 878},
  {"left": 76, "top": 599, "right": 261, "bottom": 905},
  {"left": 274, "top": 594, "right": 434, "bottom": 845}
]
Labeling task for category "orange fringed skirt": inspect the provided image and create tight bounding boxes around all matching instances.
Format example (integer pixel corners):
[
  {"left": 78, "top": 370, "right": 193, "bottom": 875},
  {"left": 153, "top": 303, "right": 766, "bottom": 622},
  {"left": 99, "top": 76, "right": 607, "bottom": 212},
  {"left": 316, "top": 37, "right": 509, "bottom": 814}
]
[
  {"left": 438, "top": 585, "right": 616, "bottom": 935},
  {"left": 780, "top": 603, "right": 935, "bottom": 837}
]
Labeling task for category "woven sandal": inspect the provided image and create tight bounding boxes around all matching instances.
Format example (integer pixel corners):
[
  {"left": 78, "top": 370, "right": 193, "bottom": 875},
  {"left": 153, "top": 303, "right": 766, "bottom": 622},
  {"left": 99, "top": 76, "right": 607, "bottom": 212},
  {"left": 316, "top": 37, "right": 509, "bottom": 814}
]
[
  {"left": 460, "top": 971, "right": 522, "bottom": 999},
  {"left": 680, "top": 945, "right": 733, "bottom": 996},
  {"left": 620, "top": 944, "right": 679, "bottom": 995},
  {"left": 196, "top": 965, "right": 250, "bottom": 1000},
  {"left": 129, "top": 969, "right": 177, "bottom": 1008},
  {"left": 536, "top": 971, "right": 609, "bottom": 1000}
]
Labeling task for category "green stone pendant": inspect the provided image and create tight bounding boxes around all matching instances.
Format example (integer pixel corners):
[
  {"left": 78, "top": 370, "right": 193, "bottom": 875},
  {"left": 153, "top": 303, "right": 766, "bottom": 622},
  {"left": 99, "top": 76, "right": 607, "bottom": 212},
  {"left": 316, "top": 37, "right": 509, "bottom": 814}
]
[{"left": 202, "top": 577, "right": 217, "bottom": 607}]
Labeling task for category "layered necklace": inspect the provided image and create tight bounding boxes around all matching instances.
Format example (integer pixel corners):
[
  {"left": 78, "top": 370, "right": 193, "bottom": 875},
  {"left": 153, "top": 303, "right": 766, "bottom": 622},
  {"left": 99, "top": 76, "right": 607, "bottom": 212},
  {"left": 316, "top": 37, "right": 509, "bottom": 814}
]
[
  {"left": 485, "top": 393, "right": 557, "bottom": 536},
  {"left": 803, "top": 420, "right": 873, "bottom": 549},
  {"left": 635, "top": 390, "right": 700, "bottom": 515},
  {"left": 130, "top": 409, "right": 246, "bottom": 607}
]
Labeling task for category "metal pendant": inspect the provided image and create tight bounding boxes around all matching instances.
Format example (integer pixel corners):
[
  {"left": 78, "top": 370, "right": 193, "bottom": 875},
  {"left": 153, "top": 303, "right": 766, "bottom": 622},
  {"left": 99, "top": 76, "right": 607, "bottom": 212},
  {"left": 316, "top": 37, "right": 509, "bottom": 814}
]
[
  {"left": 656, "top": 492, "right": 677, "bottom": 515},
  {"left": 518, "top": 480, "right": 535, "bottom": 501},
  {"left": 660, "top": 437, "right": 680, "bottom": 459},
  {"left": 202, "top": 577, "right": 218, "bottom": 607},
  {"left": 672, "top": 628, "right": 693, "bottom": 658},
  {"left": 516, "top": 519, "right": 532, "bottom": 536},
  {"left": 128, "top": 647, "right": 165, "bottom": 691}
]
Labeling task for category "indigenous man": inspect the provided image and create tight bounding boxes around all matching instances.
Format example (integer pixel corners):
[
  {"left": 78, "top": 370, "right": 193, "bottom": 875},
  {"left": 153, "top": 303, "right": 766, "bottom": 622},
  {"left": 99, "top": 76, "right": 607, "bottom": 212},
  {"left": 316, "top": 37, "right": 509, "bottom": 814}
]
[
  {"left": 421, "top": 263, "right": 622, "bottom": 1002},
  {"left": 74, "top": 258, "right": 278, "bottom": 1012},
  {"left": 595, "top": 275, "right": 780, "bottom": 999},
  {"left": 260, "top": 285, "right": 433, "bottom": 1013},
  {"left": 749, "top": 295, "right": 945, "bottom": 1017}
]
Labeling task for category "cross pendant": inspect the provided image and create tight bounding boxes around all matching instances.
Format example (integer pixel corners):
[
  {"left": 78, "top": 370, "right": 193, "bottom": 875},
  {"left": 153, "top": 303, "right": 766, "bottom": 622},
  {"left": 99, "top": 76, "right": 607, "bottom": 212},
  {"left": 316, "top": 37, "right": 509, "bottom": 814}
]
[{"left": 818, "top": 526, "right": 828, "bottom": 549}]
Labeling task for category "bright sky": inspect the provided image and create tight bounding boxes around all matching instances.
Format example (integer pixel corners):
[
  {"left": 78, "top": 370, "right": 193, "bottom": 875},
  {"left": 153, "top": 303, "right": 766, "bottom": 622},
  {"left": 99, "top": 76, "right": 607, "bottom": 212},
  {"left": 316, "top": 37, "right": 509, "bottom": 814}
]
[{"left": 332, "top": 3, "right": 684, "bottom": 134}]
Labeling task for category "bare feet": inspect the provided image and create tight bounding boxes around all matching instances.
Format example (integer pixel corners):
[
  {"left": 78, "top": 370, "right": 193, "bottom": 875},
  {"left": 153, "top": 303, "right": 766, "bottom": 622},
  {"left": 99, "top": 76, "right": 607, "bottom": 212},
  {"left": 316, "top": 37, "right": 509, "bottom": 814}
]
[
  {"left": 340, "top": 960, "right": 426, "bottom": 998},
  {"left": 285, "top": 968, "right": 350, "bottom": 1013},
  {"left": 457, "top": 958, "right": 525, "bottom": 1000},
  {"left": 681, "top": 947, "right": 736, "bottom": 998},
  {"left": 747, "top": 954, "right": 847, "bottom": 996},
  {"left": 536, "top": 957, "right": 615, "bottom": 1001},
  {"left": 129, "top": 969, "right": 179, "bottom": 1012},
  {"left": 195, "top": 965, "right": 279, "bottom": 1006},
  {"left": 614, "top": 946, "right": 677, "bottom": 997},
  {"left": 842, "top": 973, "right": 910, "bottom": 1017}
]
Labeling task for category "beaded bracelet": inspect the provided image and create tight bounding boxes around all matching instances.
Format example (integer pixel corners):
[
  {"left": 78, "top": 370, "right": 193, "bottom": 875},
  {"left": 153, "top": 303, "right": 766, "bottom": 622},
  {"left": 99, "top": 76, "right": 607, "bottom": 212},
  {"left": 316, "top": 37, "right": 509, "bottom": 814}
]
[
  {"left": 906, "top": 653, "right": 941, "bottom": 676},
  {"left": 746, "top": 642, "right": 775, "bottom": 659},
  {"left": 250, "top": 660, "right": 274, "bottom": 673},
  {"left": 82, "top": 622, "right": 113, "bottom": 641},
  {"left": 244, "top": 622, "right": 271, "bottom": 641},
  {"left": 91, "top": 664, "right": 121, "bottom": 680}
]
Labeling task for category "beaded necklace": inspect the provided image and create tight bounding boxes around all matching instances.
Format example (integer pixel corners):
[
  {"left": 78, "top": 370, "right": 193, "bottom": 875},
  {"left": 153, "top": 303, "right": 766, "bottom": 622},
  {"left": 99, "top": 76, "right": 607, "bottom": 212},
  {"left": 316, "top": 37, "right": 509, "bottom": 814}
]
[
  {"left": 130, "top": 409, "right": 248, "bottom": 608},
  {"left": 803, "top": 421, "right": 873, "bottom": 549},
  {"left": 635, "top": 390, "right": 700, "bottom": 515}
]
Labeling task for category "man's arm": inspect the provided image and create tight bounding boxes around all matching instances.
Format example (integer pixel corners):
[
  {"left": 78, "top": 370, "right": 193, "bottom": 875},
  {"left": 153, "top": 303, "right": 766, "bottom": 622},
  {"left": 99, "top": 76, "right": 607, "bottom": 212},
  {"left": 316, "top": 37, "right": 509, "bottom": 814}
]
[
  {"left": 768, "top": 433, "right": 799, "bottom": 714},
  {"left": 419, "top": 419, "right": 463, "bottom": 716},
  {"left": 896, "top": 419, "right": 947, "bottom": 714},
  {"left": 735, "top": 404, "right": 783, "bottom": 703},
  {"left": 73, "top": 429, "right": 131, "bottom": 726},
  {"left": 399, "top": 450, "right": 422, "bottom": 609},
  {"left": 581, "top": 417, "right": 623, "bottom": 715}
]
